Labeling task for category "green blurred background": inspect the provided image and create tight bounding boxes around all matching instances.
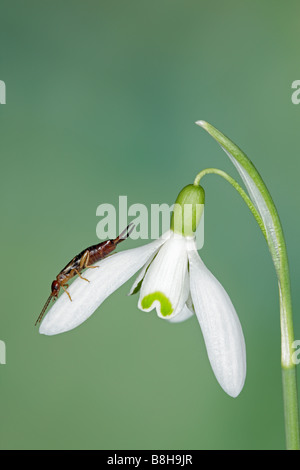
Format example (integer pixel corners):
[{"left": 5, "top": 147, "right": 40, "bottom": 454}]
[{"left": 1, "top": 0, "right": 299, "bottom": 450}]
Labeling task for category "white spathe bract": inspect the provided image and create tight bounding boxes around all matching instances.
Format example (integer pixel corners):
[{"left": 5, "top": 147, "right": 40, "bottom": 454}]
[
  {"left": 222, "top": 146, "right": 280, "bottom": 266},
  {"left": 135, "top": 233, "right": 246, "bottom": 397},
  {"left": 195, "top": 120, "right": 280, "bottom": 271}
]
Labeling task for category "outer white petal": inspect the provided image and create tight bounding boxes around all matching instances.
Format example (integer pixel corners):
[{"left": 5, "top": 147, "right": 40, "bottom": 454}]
[
  {"left": 187, "top": 240, "right": 246, "bottom": 398},
  {"left": 39, "top": 234, "right": 169, "bottom": 336},
  {"left": 138, "top": 234, "right": 189, "bottom": 319}
]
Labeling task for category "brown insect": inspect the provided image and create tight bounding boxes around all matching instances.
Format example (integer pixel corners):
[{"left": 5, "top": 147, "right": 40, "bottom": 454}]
[{"left": 35, "top": 224, "right": 134, "bottom": 326}]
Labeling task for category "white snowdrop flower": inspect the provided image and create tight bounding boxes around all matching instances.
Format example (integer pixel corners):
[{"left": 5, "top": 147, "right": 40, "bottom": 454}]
[
  {"left": 132, "top": 184, "right": 246, "bottom": 397},
  {"left": 133, "top": 231, "right": 246, "bottom": 397},
  {"left": 40, "top": 183, "right": 246, "bottom": 397}
]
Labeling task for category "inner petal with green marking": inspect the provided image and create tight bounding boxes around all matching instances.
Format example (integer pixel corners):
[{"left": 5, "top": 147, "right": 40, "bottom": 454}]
[{"left": 141, "top": 292, "right": 173, "bottom": 317}]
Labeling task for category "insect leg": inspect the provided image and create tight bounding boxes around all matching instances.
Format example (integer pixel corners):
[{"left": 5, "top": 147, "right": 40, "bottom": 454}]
[
  {"left": 61, "top": 285, "right": 72, "bottom": 301},
  {"left": 80, "top": 250, "right": 99, "bottom": 270},
  {"left": 74, "top": 268, "right": 90, "bottom": 283}
]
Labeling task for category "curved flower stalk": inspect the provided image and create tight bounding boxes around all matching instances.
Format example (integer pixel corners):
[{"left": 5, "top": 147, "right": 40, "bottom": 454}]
[
  {"left": 195, "top": 121, "right": 299, "bottom": 450},
  {"left": 40, "top": 184, "right": 246, "bottom": 398}
]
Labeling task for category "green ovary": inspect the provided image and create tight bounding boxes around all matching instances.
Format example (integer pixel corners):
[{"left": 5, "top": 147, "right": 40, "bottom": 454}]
[{"left": 141, "top": 292, "right": 173, "bottom": 317}]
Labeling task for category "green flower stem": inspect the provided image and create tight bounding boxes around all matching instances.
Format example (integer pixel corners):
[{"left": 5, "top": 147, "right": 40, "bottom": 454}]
[
  {"left": 193, "top": 168, "right": 267, "bottom": 241},
  {"left": 282, "top": 368, "right": 300, "bottom": 450},
  {"left": 196, "top": 121, "right": 299, "bottom": 450}
]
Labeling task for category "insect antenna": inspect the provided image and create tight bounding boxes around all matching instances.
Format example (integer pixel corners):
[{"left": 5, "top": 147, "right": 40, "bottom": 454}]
[{"left": 35, "top": 294, "right": 53, "bottom": 326}]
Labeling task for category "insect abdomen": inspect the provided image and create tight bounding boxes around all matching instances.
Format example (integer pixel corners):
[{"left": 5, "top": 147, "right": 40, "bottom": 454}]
[{"left": 88, "top": 240, "right": 115, "bottom": 265}]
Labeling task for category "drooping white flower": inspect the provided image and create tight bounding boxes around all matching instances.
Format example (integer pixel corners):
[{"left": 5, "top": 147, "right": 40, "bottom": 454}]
[
  {"left": 132, "top": 232, "right": 246, "bottom": 398},
  {"left": 40, "top": 183, "right": 246, "bottom": 397}
]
